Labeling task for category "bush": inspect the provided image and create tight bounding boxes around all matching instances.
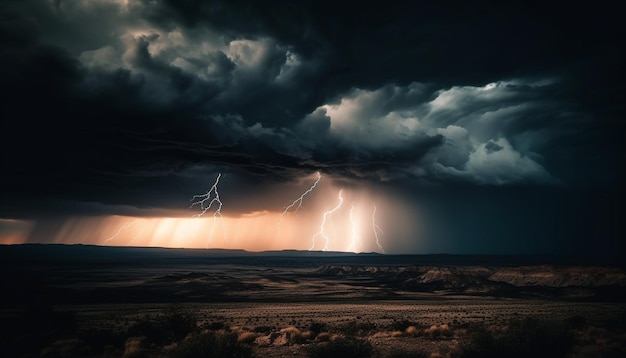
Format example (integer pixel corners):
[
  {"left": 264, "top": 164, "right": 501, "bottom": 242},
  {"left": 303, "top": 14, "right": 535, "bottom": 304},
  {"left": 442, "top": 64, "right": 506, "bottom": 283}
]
[
  {"left": 123, "top": 337, "right": 152, "bottom": 358},
  {"left": 305, "top": 336, "right": 373, "bottom": 358},
  {"left": 457, "top": 317, "right": 575, "bottom": 358},
  {"left": 127, "top": 308, "right": 197, "bottom": 345},
  {"left": 169, "top": 331, "right": 255, "bottom": 358},
  {"left": 237, "top": 332, "right": 258, "bottom": 344},
  {"left": 315, "top": 332, "right": 331, "bottom": 342},
  {"left": 423, "top": 324, "right": 452, "bottom": 339},
  {"left": 279, "top": 326, "right": 305, "bottom": 345}
]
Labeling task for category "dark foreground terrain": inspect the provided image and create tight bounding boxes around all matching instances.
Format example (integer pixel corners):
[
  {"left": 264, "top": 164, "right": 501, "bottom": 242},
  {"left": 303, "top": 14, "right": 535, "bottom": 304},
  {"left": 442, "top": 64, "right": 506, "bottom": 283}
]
[{"left": 1, "top": 244, "right": 625, "bottom": 357}]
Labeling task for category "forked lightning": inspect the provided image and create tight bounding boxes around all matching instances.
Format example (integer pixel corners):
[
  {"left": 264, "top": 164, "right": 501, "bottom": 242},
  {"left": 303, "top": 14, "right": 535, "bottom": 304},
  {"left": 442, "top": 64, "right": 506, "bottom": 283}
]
[
  {"left": 190, "top": 173, "right": 224, "bottom": 247},
  {"left": 310, "top": 189, "right": 344, "bottom": 251}
]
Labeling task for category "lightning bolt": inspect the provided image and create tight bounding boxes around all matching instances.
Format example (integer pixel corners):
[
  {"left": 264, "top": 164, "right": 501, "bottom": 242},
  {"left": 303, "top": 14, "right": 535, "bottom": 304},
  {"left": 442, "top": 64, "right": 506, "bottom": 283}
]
[
  {"left": 310, "top": 189, "right": 344, "bottom": 251},
  {"left": 104, "top": 219, "right": 138, "bottom": 244},
  {"left": 270, "top": 172, "right": 321, "bottom": 234},
  {"left": 347, "top": 202, "right": 360, "bottom": 253},
  {"left": 190, "top": 173, "right": 224, "bottom": 248},
  {"left": 372, "top": 204, "right": 385, "bottom": 254},
  {"left": 280, "top": 172, "right": 321, "bottom": 217}
]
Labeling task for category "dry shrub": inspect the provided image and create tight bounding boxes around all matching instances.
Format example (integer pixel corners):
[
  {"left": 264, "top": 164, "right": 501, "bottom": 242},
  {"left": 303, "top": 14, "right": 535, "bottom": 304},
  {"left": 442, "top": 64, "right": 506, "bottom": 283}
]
[
  {"left": 237, "top": 331, "right": 258, "bottom": 344},
  {"left": 424, "top": 324, "right": 451, "bottom": 339},
  {"left": 123, "top": 337, "right": 147, "bottom": 358},
  {"left": 457, "top": 317, "right": 575, "bottom": 358},
  {"left": 389, "top": 326, "right": 420, "bottom": 337},
  {"left": 168, "top": 331, "right": 254, "bottom": 358},
  {"left": 126, "top": 308, "right": 197, "bottom": 345},
  {"left": 301, "top": 330, "right": 314, "bottom": 340},
  {"left": 371, "top": 331, "right": 391, "bottom": 338},
  {"left": 315, "top": 332, "right": 331, "bottom": 342},
  {"left": 405, "top": 325, "right": 419, "bottom": 336},
  {"left": 279, "top": 326, "right": 304, "bottom": 345},
  {"left": 254, "top": 335, "right": 272, "bottom": 347},
  {"left": 339, "top": 320, "right": 377, "bottom": 336}
]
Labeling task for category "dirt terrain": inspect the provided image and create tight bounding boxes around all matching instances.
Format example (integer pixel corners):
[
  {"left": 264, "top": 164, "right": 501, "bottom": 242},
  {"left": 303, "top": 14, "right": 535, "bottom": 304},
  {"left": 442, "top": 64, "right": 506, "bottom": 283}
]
[
  {"left": 1, "top": 244, "right": 625, "bottom": 357},
  {"left": 47, "top": 299, "right": 623, "bottom": 357}
]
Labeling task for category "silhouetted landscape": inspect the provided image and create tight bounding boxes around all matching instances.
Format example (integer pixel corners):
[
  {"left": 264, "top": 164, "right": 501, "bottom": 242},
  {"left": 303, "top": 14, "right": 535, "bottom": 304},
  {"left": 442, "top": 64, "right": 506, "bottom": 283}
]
[{"left": 1, "top": 244, "right": 625, "bottom": 357}]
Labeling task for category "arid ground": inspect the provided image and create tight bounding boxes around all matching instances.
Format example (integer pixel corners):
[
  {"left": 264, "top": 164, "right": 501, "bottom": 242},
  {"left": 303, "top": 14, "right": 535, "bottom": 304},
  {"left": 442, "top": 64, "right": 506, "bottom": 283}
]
[{"left": 1, "top": 245, "right": 625, "bottom": 357}]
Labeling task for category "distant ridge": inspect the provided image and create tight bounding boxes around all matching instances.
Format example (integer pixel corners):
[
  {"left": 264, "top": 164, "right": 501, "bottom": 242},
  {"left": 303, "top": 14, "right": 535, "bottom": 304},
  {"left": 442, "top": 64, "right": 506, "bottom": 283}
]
[{"left": 0, "top": 244, "right": 618, "bottom": 267}]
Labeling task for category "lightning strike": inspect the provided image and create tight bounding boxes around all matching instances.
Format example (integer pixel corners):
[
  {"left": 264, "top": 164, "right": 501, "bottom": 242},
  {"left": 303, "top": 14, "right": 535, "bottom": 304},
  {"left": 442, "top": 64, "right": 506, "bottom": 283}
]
[
  {"left": 310, "top": 189, "right": 344, "bottom": 251},
  {"left": 190, "top": 173, "right": 224, "bottom": 247},
  {"left": 372, "top": 204, "right": 385, "bottom": 253},
  {"left": 270, "top": 172, "right": 321, "bottom": 234},
  {"left": 347, "top": 202, "right": 360, "bottom": 253},
  {"left": 280, "top": 172, "right": 321, "bottom": 217},
  {"left": 104, "top": 219, "right": 138, "bottom": 244}
]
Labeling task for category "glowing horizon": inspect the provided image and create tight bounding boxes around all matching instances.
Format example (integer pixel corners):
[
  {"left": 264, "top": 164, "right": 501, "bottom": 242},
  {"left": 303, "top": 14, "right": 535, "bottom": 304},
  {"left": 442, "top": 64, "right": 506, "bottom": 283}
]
[
  {"left": 3, "top": 207, "right": 380, "bottom": 253},
  {"left": 0, "top": 184, "right": 421, "bottom": 254},
  {"left": 0, "top": 170, "right": 426, "bottom": 254}
]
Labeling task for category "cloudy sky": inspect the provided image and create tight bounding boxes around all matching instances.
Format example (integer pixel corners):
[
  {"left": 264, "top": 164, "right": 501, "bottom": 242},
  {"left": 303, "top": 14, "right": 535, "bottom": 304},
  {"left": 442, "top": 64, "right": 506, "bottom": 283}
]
[{"left": 1, "top": 1, "right": 624, "bottom": 260}]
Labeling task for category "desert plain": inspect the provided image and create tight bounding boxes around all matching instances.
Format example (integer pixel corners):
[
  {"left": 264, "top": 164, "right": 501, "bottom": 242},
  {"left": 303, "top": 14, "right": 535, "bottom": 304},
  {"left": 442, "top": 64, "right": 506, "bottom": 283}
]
[{"left": 1, "top": 244, "right": 625, "bottom": 357}]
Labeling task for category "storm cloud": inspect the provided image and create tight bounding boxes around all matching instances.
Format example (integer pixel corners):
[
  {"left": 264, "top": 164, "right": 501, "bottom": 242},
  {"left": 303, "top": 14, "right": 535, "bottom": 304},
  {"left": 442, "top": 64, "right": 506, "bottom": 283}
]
[{"left": 0, "top": 1, "right": 623, "bottom": 259}]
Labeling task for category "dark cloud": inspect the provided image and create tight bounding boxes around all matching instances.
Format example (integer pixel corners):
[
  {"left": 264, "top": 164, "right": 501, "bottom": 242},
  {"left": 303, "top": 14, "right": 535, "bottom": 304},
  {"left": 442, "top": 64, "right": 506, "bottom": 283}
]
[
  {"left": 484, "top": 141, "right": 503, "bottom": 154},
  {"left": 0, "top": 0, "right": 624, "bottom": 231}
]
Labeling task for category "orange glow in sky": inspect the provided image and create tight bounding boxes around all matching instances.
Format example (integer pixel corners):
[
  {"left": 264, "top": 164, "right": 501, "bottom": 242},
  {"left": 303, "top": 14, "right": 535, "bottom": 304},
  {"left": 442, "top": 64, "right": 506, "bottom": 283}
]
[
  {"left": 0, "top": 184, "right": 422, "bottom": 253},
  {"left": 0, "top": 219, "right": 35, "bottom": 245},
  {"left": 93, "top": 202, "right": 386, "bottom": 252}
]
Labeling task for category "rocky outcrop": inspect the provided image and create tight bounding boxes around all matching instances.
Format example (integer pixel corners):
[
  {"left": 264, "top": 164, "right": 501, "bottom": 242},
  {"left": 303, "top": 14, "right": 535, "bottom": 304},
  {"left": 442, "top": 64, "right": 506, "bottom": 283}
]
[
  {"left": 487, "top": 265, "right": 626, "bottom": 287},
  {"left": 314, "top": 264, "right": 626, "bottom": 299}
]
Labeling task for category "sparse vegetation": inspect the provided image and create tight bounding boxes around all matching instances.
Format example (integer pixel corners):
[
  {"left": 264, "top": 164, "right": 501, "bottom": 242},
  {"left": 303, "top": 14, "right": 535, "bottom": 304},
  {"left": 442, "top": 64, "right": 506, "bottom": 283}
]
[
  {"left": 169, "top": 331, "right": 255, "bottom": 358},
  {"left": 423, "top": 323, "right": 452, "bottom": 339},
  {"left": 2, "top": 290, "right": 625, "bottom": 357},
  {"left": 1, "top": 303, "right": 624, "bottom": 358},
  {"left": 278, "top": 325, "right": 305, "bottom": 345},
  {"left": 455, "top": 317, "right": 575, "bottom": 358},
  {"left": 338, "top": 320, "right": 377, "bottom": 336},
  {"left": 315, "top": 332, "right": 332, "bottom": 342},
  {"left": 127, "top": 308, "right": 198, "bottom": 345},
  {"left": 237, "top": 331, "right": 258, "bottom": 345}
]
